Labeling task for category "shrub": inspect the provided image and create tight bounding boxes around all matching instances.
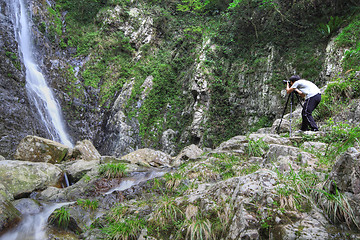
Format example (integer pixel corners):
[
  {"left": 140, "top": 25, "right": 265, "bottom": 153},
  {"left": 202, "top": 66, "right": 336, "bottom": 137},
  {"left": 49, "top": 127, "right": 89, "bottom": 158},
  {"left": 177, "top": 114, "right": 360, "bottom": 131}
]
[
  {"left": 49, "top": 206, "right": 71, "bottom": 229},
  {"left": 99, "top": 163, "right": 127, "bottom": 179}
]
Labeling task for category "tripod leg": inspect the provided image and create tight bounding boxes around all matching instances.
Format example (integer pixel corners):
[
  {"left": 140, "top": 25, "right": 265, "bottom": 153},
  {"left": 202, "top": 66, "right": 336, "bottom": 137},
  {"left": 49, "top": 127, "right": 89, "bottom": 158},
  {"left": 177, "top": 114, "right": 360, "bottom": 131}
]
[
  {"left": 289, "top": 92, "right": 294, "bottom": 137},
  {"left": 277, "top": 93, "right": 291, "bottom": 134}
]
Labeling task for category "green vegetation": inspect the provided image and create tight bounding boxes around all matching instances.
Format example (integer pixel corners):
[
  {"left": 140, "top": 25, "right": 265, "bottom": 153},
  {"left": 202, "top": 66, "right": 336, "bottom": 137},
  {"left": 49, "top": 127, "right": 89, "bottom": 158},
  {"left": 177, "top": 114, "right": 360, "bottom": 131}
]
[
  {"left": 50, "top": 206, "right": 71, "bottom": 229},
  {"left": 99, "top": 163, "right": 127, "bottom": 179},
  {"left": 77, "top": 199, "right": 99, "bottom": 211},
  {"left": 102, "top": 216, "right": 146, "bottom": 240}
]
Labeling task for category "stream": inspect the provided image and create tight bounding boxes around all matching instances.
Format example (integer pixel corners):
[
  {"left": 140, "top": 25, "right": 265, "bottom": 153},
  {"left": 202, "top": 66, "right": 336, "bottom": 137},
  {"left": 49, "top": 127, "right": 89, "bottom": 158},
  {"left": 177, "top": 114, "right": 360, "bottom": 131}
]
[{"left": 0, "top": 201, "right": 74, "bottom": 240}]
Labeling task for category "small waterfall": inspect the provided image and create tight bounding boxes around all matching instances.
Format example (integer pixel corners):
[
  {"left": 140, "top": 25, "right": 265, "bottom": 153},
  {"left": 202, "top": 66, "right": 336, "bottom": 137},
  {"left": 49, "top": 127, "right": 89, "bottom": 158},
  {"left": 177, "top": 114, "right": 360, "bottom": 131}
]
[
  {"left": 12, "top": 0, "right": 73, "bottom": 147},
  {"left": 0, "top": 202, "right": 74, "bottom": 240},
  {"left": 105, "top": 171, "right": 167, "bottom": 195}
]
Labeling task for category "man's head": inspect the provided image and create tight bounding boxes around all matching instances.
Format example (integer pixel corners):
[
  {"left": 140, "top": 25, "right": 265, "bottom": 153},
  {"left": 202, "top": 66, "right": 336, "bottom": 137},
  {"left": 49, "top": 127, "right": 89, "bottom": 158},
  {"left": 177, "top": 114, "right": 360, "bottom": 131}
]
[{"left": 289, "top": 75, "right": 300, "bottom": 84}]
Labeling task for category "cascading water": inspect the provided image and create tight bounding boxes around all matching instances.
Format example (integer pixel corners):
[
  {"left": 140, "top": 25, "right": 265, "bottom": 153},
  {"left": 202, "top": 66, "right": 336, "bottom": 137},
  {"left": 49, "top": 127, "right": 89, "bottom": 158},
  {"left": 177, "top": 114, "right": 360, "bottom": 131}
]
[
  {"left": 11, "top": 0, "right": 73, "bottom": 147},
  {"left": 0, "top": 202, "right": 74, "bottom": 240}
]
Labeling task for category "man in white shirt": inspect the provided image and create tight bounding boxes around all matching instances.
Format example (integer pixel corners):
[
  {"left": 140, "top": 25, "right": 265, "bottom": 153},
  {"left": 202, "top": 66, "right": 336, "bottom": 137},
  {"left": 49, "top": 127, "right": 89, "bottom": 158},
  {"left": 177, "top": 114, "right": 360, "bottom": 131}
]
[{"left": 286, "top": 75, "right": 321, "bottom": 132}]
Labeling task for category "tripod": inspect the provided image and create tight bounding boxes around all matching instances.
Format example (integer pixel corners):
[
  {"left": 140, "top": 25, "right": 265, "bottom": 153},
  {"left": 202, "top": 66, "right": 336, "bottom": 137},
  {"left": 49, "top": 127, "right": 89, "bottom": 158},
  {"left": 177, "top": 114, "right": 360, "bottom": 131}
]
[{"left": 276, "top": 91, "right": 303, "bottom": 137}]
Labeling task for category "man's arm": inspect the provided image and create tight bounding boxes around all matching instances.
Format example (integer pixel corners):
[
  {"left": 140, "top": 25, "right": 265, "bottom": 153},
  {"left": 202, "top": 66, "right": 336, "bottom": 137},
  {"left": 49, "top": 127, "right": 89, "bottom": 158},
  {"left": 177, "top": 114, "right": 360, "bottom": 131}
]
[{"left": 286, "top": 82, "right": 305, "bottom": 98}]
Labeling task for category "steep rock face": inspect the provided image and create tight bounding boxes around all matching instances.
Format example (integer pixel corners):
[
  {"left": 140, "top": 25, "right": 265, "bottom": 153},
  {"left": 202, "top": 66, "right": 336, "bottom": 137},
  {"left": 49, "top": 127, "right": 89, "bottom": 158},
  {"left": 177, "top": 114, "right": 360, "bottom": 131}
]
[
  {"left": 0, "top": 0, "right": 47, "bottom": 158},
  {"left": 0, "top": 0, "right": 350, "bottom": 159}
]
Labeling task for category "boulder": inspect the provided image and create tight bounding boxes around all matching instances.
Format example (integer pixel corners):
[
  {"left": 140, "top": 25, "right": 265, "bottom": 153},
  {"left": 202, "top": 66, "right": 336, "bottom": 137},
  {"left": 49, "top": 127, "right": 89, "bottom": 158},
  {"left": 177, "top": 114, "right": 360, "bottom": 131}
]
[
  {"left": 302, "top": 141, "right": 328, "bottom": 155},
  {"left": 63, "top": 160, "right": 100, "bottom": 182},
  {"left": 12, "top": 198, "right": 42, "bottom": 215},
  {"left": 279, "top": 208, "right": 330, "bottom": 240},
  {"left": 71, "top": 140, "right": 101, "bottom": 161},
  {"left": 120, "top": 148, "right": 172, "bottom": 168},
  {"left": 173, "top": 144, "right": 204, "bottom": 167},
  {"left": 216, "top": 135, "right": 248, "bottom": 151},
  {"left": 265, "top": 144, "right": 317, "bottom": 167},
  {"left": 14, "top": 135, "right": 69, "bottom": 164},
  {"left": 248, "top": 133, "right": 291, "bottom": 145},
  {"left": 0, "top": 160, "right": 62, "bottom": 197},
  {"left": 329, "top": 151, "right": 360, "bottom": 194}
]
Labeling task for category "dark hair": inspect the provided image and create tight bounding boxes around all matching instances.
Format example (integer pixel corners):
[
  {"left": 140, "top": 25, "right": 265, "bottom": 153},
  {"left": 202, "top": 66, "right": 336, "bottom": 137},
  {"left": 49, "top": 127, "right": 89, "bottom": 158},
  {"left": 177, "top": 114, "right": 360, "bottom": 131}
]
[{"left": 289, "top": 75, "right": 300, "bottom": 82}]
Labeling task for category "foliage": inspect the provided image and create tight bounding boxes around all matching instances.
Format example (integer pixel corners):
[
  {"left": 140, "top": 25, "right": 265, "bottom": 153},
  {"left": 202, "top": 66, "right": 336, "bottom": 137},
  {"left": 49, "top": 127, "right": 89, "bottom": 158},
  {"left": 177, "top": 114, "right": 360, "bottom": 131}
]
[
  {"left": 177, "top": 0, "right": 210, "bottom": 13},
  {"left": 77, "top": 198, "right": 99, "bottom": 211},
  {"left": 318, "top": 16, "right": 344, "bottom": 38},
  {"left": 107, "top": 204, "right": 129, "bottom": 223},
  {"left": 164, "top": 172, "right": 184, "bottom": 190},
  {"left": 185, "top": 217, "right": 213, "bottom": 240},
  {"left": 102, "top": 216, "right": 146, "bottom": 240},
  {"left": 335, "top": 15, "right": 360, "bottom": 72},
  {"left": 335, "top": 15, "right": 360, "bottom": 48},
  {"left": 245, "top": 138, "right": 269, "bottom": 157},
  {"left": 50, "top": 206, "right": 71, "bottom": 229},
  {"left": 275, "top": 167, "right": 317, "bottom": 212},
  {"left": 148, "top": 196, "right": 184, "bottom": 237},
  {"left": 313, "top": 181, "right": 359, "bottom": 229},
  {"left": 56, "top": 0, "right": 107, "bottom": 23},
  {"left": 211, "top": 153, "right": 240, "bottom": 180},
  {"left": 99, "top": 163, "right": 127, "bottom": 179},
  {"left": 316, "top": 76, "right": 360, "bottom": 119}
]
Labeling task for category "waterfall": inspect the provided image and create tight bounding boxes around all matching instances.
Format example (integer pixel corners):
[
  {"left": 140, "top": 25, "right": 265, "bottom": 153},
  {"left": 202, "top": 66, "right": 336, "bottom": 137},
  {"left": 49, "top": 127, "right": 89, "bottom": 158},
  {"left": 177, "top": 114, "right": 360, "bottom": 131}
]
[
  {"left": 12, "top": 0, "right": 73, "bottom": 147},
  {"left": 0, "top": 202, "right": 74, "bottom": 240}
]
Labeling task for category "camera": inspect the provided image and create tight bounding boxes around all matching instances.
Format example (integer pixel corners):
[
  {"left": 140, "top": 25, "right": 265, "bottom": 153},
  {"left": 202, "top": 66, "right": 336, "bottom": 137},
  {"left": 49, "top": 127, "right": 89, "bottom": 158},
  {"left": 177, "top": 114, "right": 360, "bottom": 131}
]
[{"left": 283, "top": 80, "right": 290, "bottom": 84}]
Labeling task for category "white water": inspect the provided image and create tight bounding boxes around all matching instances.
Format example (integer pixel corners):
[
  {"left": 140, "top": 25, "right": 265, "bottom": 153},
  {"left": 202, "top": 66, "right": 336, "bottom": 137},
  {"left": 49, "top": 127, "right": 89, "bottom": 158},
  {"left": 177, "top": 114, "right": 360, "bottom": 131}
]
[
  {"left": 0, "top": 202, "right": 73, "bottom": 240},
  {"left": 12, "top": 0, "right": 73, "bottom": 147},
  {"left": 105, "top": 171, "right": 167, "bottom": 195}
]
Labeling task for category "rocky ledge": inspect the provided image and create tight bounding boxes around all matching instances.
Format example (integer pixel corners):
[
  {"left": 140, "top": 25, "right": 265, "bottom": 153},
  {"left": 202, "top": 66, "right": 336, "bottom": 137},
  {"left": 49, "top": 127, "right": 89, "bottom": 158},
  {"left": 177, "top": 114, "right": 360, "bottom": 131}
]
[{"left": 0, "top": 131, "right": 359, "bottom": 239}]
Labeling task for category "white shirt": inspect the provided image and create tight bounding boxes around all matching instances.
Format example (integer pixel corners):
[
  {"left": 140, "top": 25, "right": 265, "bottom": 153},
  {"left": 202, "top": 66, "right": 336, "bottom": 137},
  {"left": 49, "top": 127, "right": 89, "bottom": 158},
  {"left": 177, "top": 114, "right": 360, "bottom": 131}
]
[{"left": 291, "top": 79, "right": 320, "bottom": 100}]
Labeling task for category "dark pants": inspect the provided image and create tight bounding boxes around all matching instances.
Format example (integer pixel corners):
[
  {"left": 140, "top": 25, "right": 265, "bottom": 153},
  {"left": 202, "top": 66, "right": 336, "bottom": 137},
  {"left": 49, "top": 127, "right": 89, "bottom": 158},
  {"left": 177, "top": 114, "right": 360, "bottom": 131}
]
[{"left": 301, "top": 93, "right": 321, "bottom": 131}]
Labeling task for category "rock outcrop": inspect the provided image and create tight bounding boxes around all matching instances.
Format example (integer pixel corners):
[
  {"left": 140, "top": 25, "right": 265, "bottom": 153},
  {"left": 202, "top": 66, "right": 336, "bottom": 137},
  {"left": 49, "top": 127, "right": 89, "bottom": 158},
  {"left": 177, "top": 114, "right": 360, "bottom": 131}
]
[{"left": 14, "top": 135, "right": 69, "bottom": 164}]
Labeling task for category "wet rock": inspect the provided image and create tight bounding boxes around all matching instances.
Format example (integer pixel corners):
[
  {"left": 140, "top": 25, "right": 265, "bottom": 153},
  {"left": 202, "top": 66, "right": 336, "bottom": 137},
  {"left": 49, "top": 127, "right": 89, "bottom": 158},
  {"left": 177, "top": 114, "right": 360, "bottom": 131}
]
[
  {"left": 0, "top": 2, "right": 43, "bottom": 158},
  {"left": 48, "top": 209, "right": 83, "bottom": 234},
  {"left": 0, "top": 160, "right": 62, "bottom": 198},
  {"left": 0, "top": 199, "right": 21, "bottom": 233},
  {"left": 71, "top": 140, "right": 101, "bottom": 161},
  {"left": 14, "top": 135, "right": 69, "bottom": 164},
  {"left": 120, "top": 148, "right": 172, "bottom": 168},
  {"left": 12, "top": 198, "right": 42, "bottom": 215},
  {"left": 62, "top": 159, "right": 100, "bottom": 182},
  {"left": 0, "top": 184, "right": 20, "bottom": 232}
]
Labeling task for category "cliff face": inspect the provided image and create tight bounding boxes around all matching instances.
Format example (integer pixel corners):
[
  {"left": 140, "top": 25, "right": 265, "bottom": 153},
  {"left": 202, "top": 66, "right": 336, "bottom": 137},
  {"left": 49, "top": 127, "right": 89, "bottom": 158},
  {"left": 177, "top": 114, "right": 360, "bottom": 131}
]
[
  {"left": 0, "top": 0, "right": 348, "bottom": 157},
  {"left": 0, "top": 1, "right": 49, "bottom": 157}
]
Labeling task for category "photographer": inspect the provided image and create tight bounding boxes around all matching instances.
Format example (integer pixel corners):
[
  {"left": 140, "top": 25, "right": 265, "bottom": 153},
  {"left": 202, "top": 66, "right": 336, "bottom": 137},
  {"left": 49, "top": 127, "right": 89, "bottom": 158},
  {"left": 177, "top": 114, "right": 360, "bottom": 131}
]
[{"left": 285, "top": 75, "right": 321, "bottom": 132}]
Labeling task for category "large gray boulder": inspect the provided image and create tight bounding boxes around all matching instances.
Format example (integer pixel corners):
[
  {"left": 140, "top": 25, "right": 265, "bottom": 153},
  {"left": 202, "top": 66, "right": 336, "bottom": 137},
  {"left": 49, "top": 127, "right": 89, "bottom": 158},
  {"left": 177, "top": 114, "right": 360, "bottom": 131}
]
[
  {"left": 265, "top": 144, "right": 317, "bottom": 167},
  {"left": 71, "top": 140, "right": 101, "bottom": 161},
  {"left": 14, "top": 135, "right": 69, "bottom": 164},
  {"left": 62, "top": 159, "right": 100, "bottom": 182},
  {"left": 173, "top": 144, "right": 204, "bottom": 167},
  {"left": 329, "top": 152, "right": 360, "bottom": 194},
  {"left": 120, "top": 148, "right": 172, "bottom": 168},
  {"left": 0, "top": 160, "right": 62, "bottom": 197}
]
